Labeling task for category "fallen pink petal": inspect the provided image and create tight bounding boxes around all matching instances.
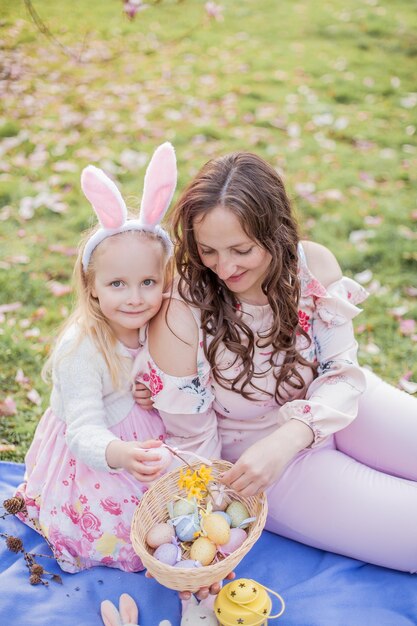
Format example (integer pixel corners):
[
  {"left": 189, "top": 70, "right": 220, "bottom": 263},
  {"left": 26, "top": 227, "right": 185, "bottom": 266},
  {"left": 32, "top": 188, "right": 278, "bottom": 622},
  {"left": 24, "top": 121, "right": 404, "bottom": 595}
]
[
  {"left": 0, "top": 302, "right": 22, "bottom": 314},
  {"left": 0, "top": 397, "right": 17, "bottom": 416},
  {"left": 27, "top": 389, "right": 42, "bottom": 406},
  {"left": 47, "top": 281, "right": 72, "bottom": 297}
]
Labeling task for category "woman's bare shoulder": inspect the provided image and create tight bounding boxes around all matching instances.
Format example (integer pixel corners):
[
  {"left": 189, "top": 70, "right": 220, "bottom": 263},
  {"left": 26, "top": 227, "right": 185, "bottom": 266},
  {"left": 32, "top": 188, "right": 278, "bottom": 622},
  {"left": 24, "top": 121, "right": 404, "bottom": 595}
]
[
  {"left": 301, "top": 240, "right": 343, "bottom": 287},
  {"left": 148, "top": 297, "right": 199, "bottom": 376}
]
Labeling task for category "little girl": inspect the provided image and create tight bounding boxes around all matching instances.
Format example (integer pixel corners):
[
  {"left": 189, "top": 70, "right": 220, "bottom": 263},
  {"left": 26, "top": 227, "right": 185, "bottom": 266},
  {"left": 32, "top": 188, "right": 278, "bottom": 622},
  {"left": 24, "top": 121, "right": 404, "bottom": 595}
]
[{"left": 15, "top": 142, "right": 177, "bottom": 573}]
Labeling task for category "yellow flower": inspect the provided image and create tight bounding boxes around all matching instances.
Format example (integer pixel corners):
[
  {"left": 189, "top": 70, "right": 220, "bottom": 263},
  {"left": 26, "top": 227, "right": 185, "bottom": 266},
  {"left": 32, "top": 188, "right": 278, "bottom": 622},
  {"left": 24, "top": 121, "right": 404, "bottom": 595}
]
[
  {"left": 197, "top": 465, "right": 213, "bottom": 484},
  {"left": 178, "top": 468, "right": 193, "bottom": 490},
  {"left": 188, "top": 485, "right": 204, "bottom": 501},
  {"left": 178, "top": 463, "right": 214, "bottom": 502}
]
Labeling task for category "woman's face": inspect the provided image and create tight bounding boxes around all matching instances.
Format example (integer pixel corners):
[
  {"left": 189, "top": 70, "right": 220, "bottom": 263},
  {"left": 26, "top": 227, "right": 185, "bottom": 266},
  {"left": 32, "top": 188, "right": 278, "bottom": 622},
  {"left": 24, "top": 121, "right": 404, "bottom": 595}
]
[{"left": 193, "top": 205, "right": 272, "bottom": 305}]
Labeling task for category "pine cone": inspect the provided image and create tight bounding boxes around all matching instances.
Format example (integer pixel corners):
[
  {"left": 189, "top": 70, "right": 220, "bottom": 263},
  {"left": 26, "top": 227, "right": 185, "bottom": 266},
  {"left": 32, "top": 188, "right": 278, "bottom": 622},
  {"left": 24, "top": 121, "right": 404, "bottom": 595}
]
[
  {"left": 6, "top": 536, "right": 23, "bottom": 553},
  {"left": 3, "top": 496, "right": 27, "bottom": 515},
  {"left": 31, "top": 564, "right": 44, "bottom": 576},
  {"left": 29, "top": 574, "right": 42, "bottom": 585}
]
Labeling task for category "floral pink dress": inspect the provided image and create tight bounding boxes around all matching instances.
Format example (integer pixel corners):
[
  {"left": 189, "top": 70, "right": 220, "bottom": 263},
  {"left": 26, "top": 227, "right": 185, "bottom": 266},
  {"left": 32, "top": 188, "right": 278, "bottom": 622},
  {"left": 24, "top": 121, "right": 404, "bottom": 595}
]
[{"left": 15, "top": 346, "right": 165, "bottom": 574}]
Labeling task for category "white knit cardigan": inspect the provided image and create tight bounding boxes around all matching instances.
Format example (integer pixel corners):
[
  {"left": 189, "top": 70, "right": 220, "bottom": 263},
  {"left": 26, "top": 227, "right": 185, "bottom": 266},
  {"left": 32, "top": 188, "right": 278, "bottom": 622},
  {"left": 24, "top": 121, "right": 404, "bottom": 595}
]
[{"left": 49, "top": 324, "right": 137, "bottom": 471}]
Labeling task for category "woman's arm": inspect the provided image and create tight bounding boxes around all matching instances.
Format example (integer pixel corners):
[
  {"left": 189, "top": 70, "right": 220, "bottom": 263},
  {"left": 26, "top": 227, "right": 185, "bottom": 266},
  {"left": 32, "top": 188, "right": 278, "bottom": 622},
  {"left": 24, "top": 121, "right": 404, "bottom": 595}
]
[{"left": 135, "top": 298, "right": 221, "bottom": 461}]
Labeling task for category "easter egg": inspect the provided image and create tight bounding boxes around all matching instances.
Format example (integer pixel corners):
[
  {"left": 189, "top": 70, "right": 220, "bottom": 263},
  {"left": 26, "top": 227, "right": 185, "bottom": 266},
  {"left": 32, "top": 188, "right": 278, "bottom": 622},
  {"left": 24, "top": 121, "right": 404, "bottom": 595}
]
[
  {"left": 215, "top": 511, "right": 232, "bottom": 526},
  {"left": 202, "top": 513, "right": 231, "bottom": 546},
  {"left": 174, "top": 559, "right": 202, "bottom": 568},
  {"left": 218, "top": 528, "right": 247, "bottom": 556},
  {"left": 174, "top": 514, "right": 201, "bottom": 542},
  {"left": 146, "top": 522, "right": 175, "bottom": 548},
  {"left": 190, "top": 537, "right": 217, "bottom": 566},
  {"left": 153, "top": 542, "right": 181, "bottom": 566},
  {"left": 142, "top": 446, "right": 173, "bottom": 470},
  {"left": 172, "top": 499, "right": 196, "bottom": 517},
  {"left": 226, "top": 501, "right": 251, "bottom": 529}
]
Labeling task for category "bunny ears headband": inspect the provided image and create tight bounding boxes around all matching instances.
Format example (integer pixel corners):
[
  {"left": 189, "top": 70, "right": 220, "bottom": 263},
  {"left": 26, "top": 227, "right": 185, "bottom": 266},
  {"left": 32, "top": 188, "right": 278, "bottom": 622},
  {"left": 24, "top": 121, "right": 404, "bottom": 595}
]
[{"left": 81, "top": 142, "right": 176, "bottom": 271}]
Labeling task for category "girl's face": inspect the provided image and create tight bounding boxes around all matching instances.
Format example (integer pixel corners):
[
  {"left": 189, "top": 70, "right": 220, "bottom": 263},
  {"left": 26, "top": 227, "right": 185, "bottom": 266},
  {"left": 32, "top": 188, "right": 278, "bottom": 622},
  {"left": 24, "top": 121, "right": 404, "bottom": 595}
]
[
  {"left": 91, "top": 233, "right": 165, "bottom": 346},
  {"left": 193, "top": 205, "right": 272, "bottom": 305}
]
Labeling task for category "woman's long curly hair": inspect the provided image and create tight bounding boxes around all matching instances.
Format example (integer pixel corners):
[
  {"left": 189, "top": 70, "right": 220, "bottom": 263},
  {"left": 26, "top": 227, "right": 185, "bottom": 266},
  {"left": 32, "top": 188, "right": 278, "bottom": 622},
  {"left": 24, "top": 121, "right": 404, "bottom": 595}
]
[{"left": 171, "top": 151, "right": 316, "bottom": 403}]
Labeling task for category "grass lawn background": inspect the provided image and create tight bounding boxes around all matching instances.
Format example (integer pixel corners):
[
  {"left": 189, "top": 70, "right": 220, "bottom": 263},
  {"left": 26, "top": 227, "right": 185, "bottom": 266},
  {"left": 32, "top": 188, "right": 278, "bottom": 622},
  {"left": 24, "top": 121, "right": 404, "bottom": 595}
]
[{"left": 0, "top": 0, "right": 416, "bottom": 461}]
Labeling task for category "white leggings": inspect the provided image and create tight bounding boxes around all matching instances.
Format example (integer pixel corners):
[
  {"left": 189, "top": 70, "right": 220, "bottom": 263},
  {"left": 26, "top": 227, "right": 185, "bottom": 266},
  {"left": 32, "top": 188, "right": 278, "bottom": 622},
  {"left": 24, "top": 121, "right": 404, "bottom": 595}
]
[{"left": 265, "top": 369, "right": 417, "bottom": 572}]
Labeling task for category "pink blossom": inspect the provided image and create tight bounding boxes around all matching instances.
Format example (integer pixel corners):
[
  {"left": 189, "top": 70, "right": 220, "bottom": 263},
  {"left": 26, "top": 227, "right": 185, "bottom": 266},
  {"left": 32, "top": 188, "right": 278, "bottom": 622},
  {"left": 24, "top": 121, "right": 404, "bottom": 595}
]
[
  {"left": 0, "top": 396, "right": 17, "bottom": 416},
  {"left": 61, "top": 502, "right": 80, "bottom": 524},
  {"left": 0, "top": 302, "right": 22, "bottom": 314},
  {"left": 114, "top": 521, "right": 131, "bottom": 542},
  {"left": 49, "top": 526, "right": 92, "bottom": 559},
  {"left": 47, "top": 281, "right": 72, "bottom": 297},
  {"left": 399, "top": 319, "right": 416, "bottom": 336},
  {"left": 100, "top": 497, "right": 122, "bottom": 516},
  {"left": 79, "top": 511, "right": 103, "bottom": 542},
  {"left": 298, "top": 310, "right": 311, "bottom": 333},
  {"left": 144, "top": 362, "right": 164, "bottom": 394},
  {"left": 118, "top": 545, "right": 144, "bottom": 572},
  {"left": 205, "top": 2, "right": 224, "bottom": 21}
]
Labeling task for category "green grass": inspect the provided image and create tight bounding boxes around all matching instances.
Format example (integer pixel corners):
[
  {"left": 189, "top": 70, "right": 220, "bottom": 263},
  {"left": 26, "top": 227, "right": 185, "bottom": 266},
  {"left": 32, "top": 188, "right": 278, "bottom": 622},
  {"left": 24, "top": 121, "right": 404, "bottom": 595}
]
[{"left": 1, "top": 0, "right": 417, "bottom": 461}]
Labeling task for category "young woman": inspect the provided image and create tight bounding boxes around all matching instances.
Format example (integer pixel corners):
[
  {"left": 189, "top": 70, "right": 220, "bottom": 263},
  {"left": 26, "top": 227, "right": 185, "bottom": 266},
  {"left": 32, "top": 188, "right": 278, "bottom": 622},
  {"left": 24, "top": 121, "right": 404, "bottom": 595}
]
[{"left": 134, "top": 150, "right": 417, "bottom": 574}]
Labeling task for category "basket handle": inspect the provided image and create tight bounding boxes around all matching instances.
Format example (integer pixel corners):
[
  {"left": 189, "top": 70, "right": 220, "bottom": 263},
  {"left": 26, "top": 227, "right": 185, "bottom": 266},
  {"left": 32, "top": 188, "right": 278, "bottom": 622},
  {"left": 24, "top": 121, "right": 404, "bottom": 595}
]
[{"left": 163, "top": 444, "right": 213, "bottom": 466}]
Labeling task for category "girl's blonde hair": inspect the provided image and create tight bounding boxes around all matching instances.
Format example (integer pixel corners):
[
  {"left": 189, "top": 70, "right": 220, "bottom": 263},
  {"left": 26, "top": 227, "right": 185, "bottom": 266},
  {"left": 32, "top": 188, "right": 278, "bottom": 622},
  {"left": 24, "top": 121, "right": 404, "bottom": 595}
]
[{"left": 42, "top": 226, "right": 172, "bottom": 388}]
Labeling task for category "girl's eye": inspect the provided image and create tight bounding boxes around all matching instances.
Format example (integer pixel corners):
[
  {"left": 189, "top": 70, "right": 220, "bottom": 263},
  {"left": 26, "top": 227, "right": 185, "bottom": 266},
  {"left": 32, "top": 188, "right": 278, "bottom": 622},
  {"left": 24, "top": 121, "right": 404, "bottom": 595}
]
[
  {"left": 142, "top": 279, "right": 155, "bottom": 286},
  {"left": 200, "top": 249, "right": 214, "bottom": 256},
  {"left": 111, "top": 280, "right": 123, "bottom": 287}
]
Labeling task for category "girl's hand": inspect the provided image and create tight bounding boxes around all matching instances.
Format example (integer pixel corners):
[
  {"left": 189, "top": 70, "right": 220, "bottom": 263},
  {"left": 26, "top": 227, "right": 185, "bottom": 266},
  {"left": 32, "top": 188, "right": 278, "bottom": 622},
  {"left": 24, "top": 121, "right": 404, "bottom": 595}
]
[
  {"left": 221, "top": 420, "right": 314, "bottom": 497},
  {"left": 145, "top": 571, "right": 236, "bottom": 600},
  {"left": 106, "top": 438, "right": 164, "bottom": 482},
  {"left": 134, "top": 381, "right": 154, "bottom": 409}
]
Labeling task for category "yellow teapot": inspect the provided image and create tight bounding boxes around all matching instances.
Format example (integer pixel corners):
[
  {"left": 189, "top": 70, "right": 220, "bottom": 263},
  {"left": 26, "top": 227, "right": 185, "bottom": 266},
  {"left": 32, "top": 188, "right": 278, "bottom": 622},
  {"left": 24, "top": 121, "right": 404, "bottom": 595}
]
[{"left": 214, "top": 578, "right": 285, "bottom": 626}]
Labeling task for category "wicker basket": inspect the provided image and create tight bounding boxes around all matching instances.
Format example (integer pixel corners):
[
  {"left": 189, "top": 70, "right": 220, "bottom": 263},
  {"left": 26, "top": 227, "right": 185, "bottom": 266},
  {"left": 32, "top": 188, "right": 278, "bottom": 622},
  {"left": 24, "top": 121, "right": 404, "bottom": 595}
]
[{"left": 131, "top": 459, "right": 268, "bottom": 592}]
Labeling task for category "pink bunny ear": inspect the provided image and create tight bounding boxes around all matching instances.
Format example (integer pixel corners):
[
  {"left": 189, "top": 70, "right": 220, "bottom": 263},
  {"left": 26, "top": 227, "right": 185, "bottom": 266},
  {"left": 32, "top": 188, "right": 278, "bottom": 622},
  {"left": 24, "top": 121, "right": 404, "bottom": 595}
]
[
  {"left": 100, "top": 599, "right": 123, "bottom": 626},
  {"left": 81, "top": 165, "right": 127, "bottom": 229},
  {"left": 119, "top": 593, "right": 139, "bottom": 625},
  {"left": 139, "top": 142, "right": 177, "bottom": 227}
]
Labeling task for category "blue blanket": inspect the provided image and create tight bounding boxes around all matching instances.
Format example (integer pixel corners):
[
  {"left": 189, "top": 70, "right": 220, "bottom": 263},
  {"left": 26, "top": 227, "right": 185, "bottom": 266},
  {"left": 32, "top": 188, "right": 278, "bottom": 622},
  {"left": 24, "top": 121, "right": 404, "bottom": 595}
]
[{"left": 1, "top": 461, "right": 416, "bottom": 625}]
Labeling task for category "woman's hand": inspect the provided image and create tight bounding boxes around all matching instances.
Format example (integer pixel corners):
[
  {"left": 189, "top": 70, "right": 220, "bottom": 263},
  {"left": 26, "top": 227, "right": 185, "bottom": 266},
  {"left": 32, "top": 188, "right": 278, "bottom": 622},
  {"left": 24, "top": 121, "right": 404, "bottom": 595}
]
[
  {"left": 145, "top": 571, "right": 236, "bottom": 600},
  {"left": 106, "top": 438, "right": 164, "bottom": 481},
  {"left": 133, "top": 381, "right": 154, "bottom": 409},
  {"left": 221, "top": 420, "right": 314, "bottom": 496}
]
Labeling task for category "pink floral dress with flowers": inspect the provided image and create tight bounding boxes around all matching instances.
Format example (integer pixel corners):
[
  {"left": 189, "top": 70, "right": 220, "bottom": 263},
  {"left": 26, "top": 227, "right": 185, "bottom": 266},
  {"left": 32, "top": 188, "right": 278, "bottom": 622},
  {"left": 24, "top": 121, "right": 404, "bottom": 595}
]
[{"left": 15, "top": 345, "right": 165, "bottom": 574}]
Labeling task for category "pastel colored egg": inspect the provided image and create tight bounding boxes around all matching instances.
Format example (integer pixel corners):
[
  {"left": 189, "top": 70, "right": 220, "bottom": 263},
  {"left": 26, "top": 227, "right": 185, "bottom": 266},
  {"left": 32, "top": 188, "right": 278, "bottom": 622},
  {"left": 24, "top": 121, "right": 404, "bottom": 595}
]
[
  {"left": 218, "top": 528, "right": 247, "bottom": 556},
  {"left": 174, "top": 559, "right": 202, "bottom": 569},
  {"left": 153, "top": 542, "right": 180, "bottom": 566},
  {"left": 146, "top": 522, "right": 175, "bottom": 548},
  {"left": 190, "top": 537, "right": 217, "bottom": 566},
  {"left": 226, "top": 501, "right": 251, "bottom": 529},
  {"left": 202, "top": 513, "right": 231, "bottom": 546},
  {"left": 215, "top": 511, "right": 232, "bottom": 526},
  {"left": 174, "top": 514, "right": 201, "bottom": 542},
  {"left": 143, "top": 446, "right": 173, "bottom": 470},
  {"left": 172, "top": 499, "right": 196, "bottom": 517}
]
